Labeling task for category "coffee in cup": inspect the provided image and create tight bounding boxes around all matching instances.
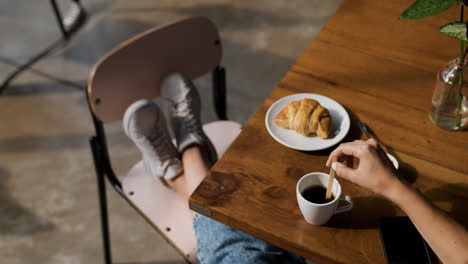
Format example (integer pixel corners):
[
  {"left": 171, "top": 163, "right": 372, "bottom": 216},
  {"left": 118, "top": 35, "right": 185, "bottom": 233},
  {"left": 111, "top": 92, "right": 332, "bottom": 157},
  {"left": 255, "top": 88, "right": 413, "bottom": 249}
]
[
  {"left": 296, "top": 172, "right": 353, "bottom": 225},
  {"left": 301, "top": 185, "right": 335, "bottom": 204}
]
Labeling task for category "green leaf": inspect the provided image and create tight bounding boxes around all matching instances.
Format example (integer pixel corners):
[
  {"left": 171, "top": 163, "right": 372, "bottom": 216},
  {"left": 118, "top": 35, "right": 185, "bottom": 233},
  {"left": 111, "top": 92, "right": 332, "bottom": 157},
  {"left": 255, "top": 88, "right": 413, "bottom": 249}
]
[
  {"left": 439, "top": 22, "right": 468, "bottom": 41},
  {"left": 399, "top": 0, "right": 457, "bottom": 20}
]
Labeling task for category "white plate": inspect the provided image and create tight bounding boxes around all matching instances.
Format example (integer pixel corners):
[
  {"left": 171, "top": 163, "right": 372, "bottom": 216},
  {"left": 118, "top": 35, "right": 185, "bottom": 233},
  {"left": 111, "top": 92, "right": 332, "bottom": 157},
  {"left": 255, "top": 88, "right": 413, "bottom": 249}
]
[{"left": 265, "top": 93, "right": 350, "bottom": 151}]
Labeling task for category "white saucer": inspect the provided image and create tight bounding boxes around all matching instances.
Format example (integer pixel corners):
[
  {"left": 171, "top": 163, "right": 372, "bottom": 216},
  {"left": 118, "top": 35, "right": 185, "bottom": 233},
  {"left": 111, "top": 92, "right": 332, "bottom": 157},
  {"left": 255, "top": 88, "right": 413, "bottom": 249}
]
[
  {"left": 265, "top": 93, "right": 350, "bottom": 151},
  {"left": 386, "top": 153, "right": 399, "bottom": 170}
]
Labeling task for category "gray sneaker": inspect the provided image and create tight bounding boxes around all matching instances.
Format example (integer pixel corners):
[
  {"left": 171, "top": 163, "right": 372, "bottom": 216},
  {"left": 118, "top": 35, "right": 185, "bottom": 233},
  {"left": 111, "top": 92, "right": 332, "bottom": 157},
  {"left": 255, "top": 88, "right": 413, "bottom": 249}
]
[
  {"left": 123, "top": 99, "right": 182, "bottom": 181},
  {"left": 160, "top": 73, "right": 217, "bottom": 165}
]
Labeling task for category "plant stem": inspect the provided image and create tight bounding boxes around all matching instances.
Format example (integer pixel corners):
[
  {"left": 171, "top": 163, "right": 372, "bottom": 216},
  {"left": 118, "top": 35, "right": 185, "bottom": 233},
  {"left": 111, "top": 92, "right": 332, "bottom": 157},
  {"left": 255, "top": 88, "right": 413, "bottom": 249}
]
[
  {"left": 456, "top": 75, "right": 463, "bottom": 128},
  {"left": 456, "top": 5, "right": 465, "bottom": 128},
  {"left": 457, "top": 65, "right": 463, "bottom": 127},
  {"left": 463, "top": 46, "right": 468, "bottom": 62},
  {"left": 462, "top": 4, "right": 465, "bottom": 23},
  {"left": 460, "top": 5, "right": 464, "bottom": 64}
]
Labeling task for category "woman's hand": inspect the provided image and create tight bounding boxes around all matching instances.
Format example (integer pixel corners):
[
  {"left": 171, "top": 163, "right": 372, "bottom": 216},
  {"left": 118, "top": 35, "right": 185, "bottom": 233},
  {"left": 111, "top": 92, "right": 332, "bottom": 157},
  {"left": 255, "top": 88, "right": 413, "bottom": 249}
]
[
  {"left": 327, "top": 140, "right": 468, "bottom": 264},
  {"left": 326, "top": 139, "right": 400, "bottom": 199}
]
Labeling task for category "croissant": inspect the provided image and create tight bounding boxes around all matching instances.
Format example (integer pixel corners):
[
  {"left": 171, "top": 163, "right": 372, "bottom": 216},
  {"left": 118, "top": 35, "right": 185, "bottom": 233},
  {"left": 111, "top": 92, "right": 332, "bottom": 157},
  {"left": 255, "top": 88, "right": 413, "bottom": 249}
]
[{"left": 274, "top": 98, "right": 332, "bottom": 139}]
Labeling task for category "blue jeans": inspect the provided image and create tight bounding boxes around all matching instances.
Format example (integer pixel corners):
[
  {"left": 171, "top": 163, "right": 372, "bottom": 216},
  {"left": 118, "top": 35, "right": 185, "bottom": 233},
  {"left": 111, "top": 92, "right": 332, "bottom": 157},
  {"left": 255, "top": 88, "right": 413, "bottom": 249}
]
[{"left": 193, "top": 214, "right": 307, "bottom": 264}]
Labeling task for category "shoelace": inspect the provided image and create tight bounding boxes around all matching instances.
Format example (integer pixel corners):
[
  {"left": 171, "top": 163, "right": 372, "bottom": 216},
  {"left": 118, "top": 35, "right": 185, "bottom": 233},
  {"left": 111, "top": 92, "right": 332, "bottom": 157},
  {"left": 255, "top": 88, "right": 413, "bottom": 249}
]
[
  {"left": 147, "top": 125, "right": 176, "bottom": 162},
  {"left": 172, "top": 90, "right": 199, "bottom": 133}
]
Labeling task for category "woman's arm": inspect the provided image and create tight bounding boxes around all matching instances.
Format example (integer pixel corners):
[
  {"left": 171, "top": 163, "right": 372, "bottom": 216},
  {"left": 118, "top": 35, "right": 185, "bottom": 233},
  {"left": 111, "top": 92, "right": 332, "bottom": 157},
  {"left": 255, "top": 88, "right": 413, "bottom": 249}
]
[
  {"left": 327, "top": 139, "right": 468, "bottom": 264},
  {"left": 389, "top": 181, "right": 468, "bottom": 264}
]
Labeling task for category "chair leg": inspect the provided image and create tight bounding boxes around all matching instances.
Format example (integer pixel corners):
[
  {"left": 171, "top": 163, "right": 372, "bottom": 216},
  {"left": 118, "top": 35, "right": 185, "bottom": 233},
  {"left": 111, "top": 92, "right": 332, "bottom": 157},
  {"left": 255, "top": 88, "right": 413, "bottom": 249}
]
[
  {"left": 0, "top": 38, "right": 65, "bottom": 94},
  {"left": 0, "top": 0, "right": 86, "bottom": 94},
  {"left": 50, "top": 0, "right": 87, "bottom": 39},
  {"left": 50, "top": 0, "right": 68, "bottom": 38},
  {"left": 213, "top": 66, "right": 227, "bottom": 120},
  {"left": 90, "top": 137, "right": 112, "bottom": 264}
]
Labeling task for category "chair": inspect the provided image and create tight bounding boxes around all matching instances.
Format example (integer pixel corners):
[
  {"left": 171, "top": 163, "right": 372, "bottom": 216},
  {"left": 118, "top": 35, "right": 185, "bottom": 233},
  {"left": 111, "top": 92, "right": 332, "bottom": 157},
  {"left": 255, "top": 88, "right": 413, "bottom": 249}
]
[
  {"left": 1, "top": 0, "right": 86, "bottom": 93},
  {"left": 86, "top": 17, "right": 242, "bottom": 264}
]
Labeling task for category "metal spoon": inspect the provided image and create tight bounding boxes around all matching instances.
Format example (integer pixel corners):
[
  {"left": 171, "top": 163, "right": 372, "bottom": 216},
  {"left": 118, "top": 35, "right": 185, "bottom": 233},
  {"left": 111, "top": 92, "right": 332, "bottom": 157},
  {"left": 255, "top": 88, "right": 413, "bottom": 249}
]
[
  {"left": 359, "top": 122, "right": 386, "bottom": 150},
  {"left": 358, "top": 122, "right": 372, "bottom": 140},
  {"left": 358, "top": 122, "right": 399, "bottom": 169}
]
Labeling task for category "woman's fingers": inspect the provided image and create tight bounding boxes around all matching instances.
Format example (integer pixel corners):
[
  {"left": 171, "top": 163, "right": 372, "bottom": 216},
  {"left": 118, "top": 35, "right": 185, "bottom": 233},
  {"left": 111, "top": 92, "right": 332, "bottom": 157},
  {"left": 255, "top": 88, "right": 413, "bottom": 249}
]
[
  {"left": 366, "top": 138, "right": 378, "bottom": 147},
  {"left": 332, "top": 161, "right": 357, "bottom": 182},
  {"left": 326, "top": 141, "right": 367, "bottom": 166}
]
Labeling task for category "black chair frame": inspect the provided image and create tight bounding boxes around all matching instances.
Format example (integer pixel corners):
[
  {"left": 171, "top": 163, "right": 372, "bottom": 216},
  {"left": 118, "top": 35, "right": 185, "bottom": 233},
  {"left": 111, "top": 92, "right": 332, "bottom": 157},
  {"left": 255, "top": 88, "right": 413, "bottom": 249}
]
[{"left": 0, "top": 0, "right": 86, "bottom": 94}]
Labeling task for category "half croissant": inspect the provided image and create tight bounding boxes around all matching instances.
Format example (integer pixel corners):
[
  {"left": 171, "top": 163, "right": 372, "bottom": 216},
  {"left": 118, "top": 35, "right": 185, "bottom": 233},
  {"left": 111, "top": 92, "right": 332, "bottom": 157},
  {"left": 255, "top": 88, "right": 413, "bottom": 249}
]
[{"left": 274, "top": 98, "right": 332, "bottom": 139}]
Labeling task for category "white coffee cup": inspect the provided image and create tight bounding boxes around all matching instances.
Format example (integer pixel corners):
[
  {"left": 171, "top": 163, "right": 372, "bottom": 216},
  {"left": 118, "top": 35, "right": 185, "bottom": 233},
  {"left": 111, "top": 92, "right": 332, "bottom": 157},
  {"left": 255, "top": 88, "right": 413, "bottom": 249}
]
[{"left": 296, "top": 172, "right": 353, "bottom": 225}]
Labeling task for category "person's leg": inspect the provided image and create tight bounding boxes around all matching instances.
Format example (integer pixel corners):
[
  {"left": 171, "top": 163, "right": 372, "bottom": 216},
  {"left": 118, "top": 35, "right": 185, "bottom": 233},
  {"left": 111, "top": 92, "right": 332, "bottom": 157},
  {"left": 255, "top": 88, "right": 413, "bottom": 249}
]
[
  {"left": 167, "top": 144, "right": 306, "bottom": 264},
  {"left": 166, "top": 145, "right": 208, "bottom": 203},
  {"left": 193, "top": 214, "right": 307, "bottom": 264},
  {"left": 161, "top": 73, "right": 306, "bottom": 264}
]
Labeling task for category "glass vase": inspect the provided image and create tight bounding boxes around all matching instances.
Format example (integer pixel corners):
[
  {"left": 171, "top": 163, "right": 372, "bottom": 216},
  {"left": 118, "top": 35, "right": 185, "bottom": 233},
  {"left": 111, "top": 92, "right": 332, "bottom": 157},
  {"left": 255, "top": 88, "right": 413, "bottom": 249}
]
[{"left": 429, "top": 58, "right": 468, "bottom": 130}]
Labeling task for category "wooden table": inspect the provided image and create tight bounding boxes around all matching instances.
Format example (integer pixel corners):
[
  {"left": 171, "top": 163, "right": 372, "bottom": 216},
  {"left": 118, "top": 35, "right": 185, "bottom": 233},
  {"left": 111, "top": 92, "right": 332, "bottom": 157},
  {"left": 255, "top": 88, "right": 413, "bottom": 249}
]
[{"left": 189, "top": 0, "right": 468, "bottom": 263}]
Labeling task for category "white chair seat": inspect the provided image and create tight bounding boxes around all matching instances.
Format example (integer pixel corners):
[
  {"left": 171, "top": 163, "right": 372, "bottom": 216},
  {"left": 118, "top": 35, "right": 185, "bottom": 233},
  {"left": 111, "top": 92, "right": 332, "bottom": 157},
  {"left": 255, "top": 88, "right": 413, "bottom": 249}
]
[{"left": 122, "top": 120, "right": 241, "bottom": 264}]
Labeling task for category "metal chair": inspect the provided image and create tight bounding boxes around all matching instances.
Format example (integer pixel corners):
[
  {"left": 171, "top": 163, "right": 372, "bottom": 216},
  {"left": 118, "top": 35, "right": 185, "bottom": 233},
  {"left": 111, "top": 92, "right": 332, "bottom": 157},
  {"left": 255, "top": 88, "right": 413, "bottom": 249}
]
[
  {"left": 86, "top": 17, "right": 241, "bottom": 264},
  {"left": 0, "top": 0, "right": 86, "bottom": 93}
]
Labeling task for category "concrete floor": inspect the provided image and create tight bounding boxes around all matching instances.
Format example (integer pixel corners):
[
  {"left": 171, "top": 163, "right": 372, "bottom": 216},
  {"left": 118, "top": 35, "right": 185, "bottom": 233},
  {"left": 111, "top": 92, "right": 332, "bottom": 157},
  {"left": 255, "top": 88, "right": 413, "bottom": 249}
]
[{"left": 0, "top": 0, "right": 342, "bottom": 263}]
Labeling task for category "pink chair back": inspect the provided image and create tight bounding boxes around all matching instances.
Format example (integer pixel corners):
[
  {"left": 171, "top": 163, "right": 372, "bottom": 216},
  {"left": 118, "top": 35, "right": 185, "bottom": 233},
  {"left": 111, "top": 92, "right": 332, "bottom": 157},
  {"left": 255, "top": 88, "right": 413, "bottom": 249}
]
[{"left": 87, "top": 17, "right": 222, "bottom": 123}]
